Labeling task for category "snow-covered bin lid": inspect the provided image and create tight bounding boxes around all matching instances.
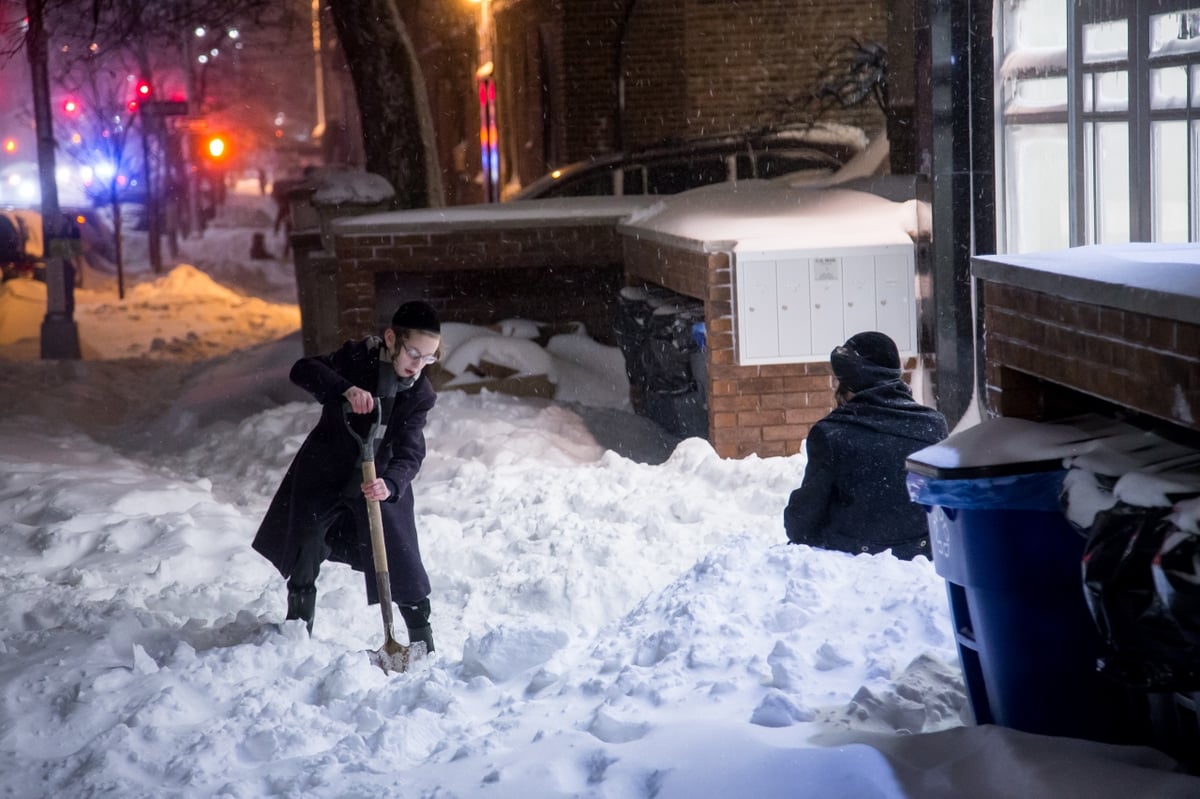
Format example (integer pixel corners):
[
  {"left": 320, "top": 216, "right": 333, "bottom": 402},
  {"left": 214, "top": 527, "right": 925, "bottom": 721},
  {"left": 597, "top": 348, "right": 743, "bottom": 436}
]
[
  {"left": 906, "top": 415, "right": 1141, "bottom": 480},
  {"left": 906, "top": 415, "right": 1200, "bottom": 515}
]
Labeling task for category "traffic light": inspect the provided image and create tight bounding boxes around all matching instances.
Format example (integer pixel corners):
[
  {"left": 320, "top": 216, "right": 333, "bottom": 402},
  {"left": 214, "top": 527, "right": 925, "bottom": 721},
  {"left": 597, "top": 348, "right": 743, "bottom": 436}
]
[
  {"left": 124, "top": 78, "right": 152, "bottom": 112},
  {"left": 3, "top": 139, "right": 15, "bottom": 154},
  {"left": 206, "top": 135, "right": 226, "bottom": 159},
  {"left": 127, "top": 80, "right": 152, "bottom": 113},
  {"left": 62, "top": 98, "right": 80, "bottom": 115}
]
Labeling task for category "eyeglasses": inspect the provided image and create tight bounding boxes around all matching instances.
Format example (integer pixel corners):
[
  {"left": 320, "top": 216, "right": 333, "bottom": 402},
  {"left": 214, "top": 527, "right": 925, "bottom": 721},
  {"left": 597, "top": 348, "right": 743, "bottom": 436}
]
[{"left": 401, "top": 345, "right": 438, "bottom": 365}]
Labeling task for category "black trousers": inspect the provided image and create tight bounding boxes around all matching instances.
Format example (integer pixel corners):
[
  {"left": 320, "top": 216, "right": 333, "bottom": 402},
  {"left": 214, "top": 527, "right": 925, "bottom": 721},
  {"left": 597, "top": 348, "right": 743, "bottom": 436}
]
[
  {"left": 286, "top": 500, "right": 349, "bottom": 591},
  {"left": 286, "top": 497, "right": 431, "bottom": 611}
]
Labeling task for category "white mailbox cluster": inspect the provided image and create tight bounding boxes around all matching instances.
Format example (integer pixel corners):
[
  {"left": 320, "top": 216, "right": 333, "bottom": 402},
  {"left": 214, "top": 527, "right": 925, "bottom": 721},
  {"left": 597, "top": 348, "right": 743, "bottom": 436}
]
[{"left": 734, "top": 244, "right": 917, "bottom": 365}]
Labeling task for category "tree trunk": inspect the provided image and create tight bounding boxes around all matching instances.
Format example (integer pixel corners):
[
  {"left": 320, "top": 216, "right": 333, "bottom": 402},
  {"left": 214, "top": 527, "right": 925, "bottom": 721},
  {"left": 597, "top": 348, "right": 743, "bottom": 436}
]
[{"left": 327, "top": 0, "right": 444, "bottom": 208}]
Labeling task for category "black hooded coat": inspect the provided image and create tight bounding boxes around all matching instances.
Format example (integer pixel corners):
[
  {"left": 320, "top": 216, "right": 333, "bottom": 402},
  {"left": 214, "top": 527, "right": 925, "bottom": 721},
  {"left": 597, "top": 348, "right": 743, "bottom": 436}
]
[
  {"left": 783, "top": 380, "right": 948, "bottom": 560},
  {"left": 252, "top": 336, "right": 435, "bottom": 604}
]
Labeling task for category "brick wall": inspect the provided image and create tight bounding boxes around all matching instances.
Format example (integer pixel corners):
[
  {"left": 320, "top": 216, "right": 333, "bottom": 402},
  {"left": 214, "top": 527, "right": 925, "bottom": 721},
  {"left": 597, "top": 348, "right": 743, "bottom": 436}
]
[
  {"left": 624, "top": 235, "right": 836, "bottom": 459},
  {"left": 494, "top": 0, "right": 567, "bottom": 190},
  {"left": 325, "top": 214, "right": 930, "bottom": 460},
  {"left": 331, "top": 223, "right": 625, "bottom": 344},
  {"left": 410, "top": 1, "right": 479, "bottom": 205},
  {"left": 981, "top": 281, "right": 1200, "bottom": 433},
  {"left": 561, "top": 1, "right": 630, "bottom": 160},
  {"left": 553, "top": 0, "right": 889, "bottom": 165},
  {"left": 621, "top": 2, "right": 688, "bottom": 146},
  {"left": 682, "top": 0, "right": 889, "bottom": 139}
]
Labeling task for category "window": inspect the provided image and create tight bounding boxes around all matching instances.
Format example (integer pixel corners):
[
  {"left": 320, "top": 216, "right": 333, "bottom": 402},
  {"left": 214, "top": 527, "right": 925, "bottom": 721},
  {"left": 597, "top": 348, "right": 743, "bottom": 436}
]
[
  {"left": 541, "top": 167, "right": 619, "bottom": 198},
  {"left": 1148, "top": 8, "right": 1200, "bottom": 242},
  {"left": 643, "top": 156, "right": 728, "bottom": 195},
  {"left": 620, "top": 166, "right": 647, "bottom": 195},
  {"left": 1152, "top": 120, "right": 1191, "bottom": 240},
  {"left": 1005, "top": 124, "right": 1070, "bottom": 252},
  {"left": 996, "top": 1, "right": 1200, "bottom": 251},
  {"left": 753, "top": 152, "right": 840, "bottom": 179},
  {"left": 997, "top": 0, "right": 1068, "bottom": 252}
]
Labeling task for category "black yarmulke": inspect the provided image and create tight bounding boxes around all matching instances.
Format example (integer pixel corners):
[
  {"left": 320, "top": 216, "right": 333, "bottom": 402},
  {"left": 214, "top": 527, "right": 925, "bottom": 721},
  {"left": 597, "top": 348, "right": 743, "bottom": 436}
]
[{"left": 391, "top": 301, "right": 441, "bottom": 334}]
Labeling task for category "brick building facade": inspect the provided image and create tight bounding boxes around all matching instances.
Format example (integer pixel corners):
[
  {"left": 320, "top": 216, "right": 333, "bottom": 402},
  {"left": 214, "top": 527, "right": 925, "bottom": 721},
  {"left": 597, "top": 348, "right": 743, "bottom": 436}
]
[
  {"left": 486, "top": 0, "right": 891, "bottom": 195},
  {"left": 621, "top": 236, "right": 838, "bottom": 459},
  {"left": 975, "top": 259, "right": 1200, "bottom": 436}
]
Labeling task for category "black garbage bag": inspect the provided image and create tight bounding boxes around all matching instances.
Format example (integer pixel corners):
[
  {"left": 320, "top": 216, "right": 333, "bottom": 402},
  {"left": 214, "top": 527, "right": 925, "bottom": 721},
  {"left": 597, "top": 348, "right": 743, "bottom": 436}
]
[
  {"left": 1152, "top": 528, "right": 1200, "bottom": 650},
  {"left": 639, "top": 303, "right": 704, "bottom": 393},
  {"left": 613, "top": 286, "right": 678, "bottom": 392},
  {"left": 1082, "top": 502, "right": 1200, "bottom": 691}
]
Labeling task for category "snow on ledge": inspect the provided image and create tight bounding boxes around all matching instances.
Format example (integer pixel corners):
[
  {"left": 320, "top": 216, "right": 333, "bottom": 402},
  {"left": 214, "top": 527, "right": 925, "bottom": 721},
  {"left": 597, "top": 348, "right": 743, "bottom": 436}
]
[
  {"left": 324, "top": 173, "right": 925, "bottom": 256},
  {"left": 973, "top": 243, "right": 1200, "bottom": 324},
  {"left": 619, "top": 184, "right": 925, "bottom": 253},
  {"left": 334, "top": 196, "right": 657, "bottom": 234}
]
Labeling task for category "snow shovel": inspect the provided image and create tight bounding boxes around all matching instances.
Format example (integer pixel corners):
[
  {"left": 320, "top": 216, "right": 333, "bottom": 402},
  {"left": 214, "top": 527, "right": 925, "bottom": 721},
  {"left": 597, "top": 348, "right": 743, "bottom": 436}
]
[{"left": 343, "top": 397, "right": 425, "bottom": 674}]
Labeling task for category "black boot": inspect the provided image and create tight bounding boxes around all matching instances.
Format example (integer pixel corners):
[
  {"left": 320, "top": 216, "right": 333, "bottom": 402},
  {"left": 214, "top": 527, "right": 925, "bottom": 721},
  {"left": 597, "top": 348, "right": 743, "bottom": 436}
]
[
  {"left": 407, "top": 624, "right": 435, "bottom": 655},
  {"left": 286, "top": 584, "right": 317, "bottom": 635},
  {"left": 399, "top": 598, "right": 434, "bottom": 654}
]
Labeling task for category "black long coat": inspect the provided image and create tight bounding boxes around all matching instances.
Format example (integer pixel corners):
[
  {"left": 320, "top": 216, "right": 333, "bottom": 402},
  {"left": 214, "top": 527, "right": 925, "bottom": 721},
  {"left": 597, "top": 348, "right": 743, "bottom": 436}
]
[
  {"left": 253, "top": 336, "right": 436, "bottom": 604},
  {"left": 783, "top": 381, "right": 948, "bottom": 560}
]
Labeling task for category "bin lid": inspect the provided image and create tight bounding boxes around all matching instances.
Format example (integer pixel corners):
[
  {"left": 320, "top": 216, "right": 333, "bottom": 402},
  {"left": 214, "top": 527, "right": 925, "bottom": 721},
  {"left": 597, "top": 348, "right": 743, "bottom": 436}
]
[{"left": 906, "top": 415, "right": 1141, "bottom": 480}]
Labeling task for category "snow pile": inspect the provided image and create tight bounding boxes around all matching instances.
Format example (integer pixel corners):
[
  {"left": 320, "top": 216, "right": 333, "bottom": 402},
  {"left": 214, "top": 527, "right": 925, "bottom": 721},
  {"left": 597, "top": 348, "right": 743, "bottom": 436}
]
[{"left": 0, "top": 180, "right": 1196, "bottom": 798}]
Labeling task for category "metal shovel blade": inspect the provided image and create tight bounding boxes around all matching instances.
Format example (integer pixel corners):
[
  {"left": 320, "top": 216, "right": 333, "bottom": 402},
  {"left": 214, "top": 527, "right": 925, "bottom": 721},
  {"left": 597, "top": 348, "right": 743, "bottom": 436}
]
[{"left": 367, "top": 636, "right": 428, "bottom": 674}]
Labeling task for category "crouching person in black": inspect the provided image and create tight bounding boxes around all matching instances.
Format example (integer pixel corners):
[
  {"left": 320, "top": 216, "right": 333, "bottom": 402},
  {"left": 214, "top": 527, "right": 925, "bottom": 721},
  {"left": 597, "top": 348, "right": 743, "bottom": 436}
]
[
  {"left": 253, "top": 300, "right": 441, "bottom": 654},
  {"left": 784, "top": 331, "right": 948, "bottom": 560}
]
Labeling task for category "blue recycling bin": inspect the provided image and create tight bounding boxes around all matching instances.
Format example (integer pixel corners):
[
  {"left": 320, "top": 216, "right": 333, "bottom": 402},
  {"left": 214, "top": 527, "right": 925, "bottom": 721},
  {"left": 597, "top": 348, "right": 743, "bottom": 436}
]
[{"left": 906, "top": 457, "right": 1137, "bottom": 743}]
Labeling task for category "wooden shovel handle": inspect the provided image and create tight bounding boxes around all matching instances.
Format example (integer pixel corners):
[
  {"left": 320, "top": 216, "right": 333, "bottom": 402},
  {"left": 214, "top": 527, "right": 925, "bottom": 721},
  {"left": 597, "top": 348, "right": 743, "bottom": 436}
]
[
  {"left": 361, "top": 460, "right": 388, "bottom": 574},
  {"left": 361, "top": 458, "right": 396, "bottom": 637}
]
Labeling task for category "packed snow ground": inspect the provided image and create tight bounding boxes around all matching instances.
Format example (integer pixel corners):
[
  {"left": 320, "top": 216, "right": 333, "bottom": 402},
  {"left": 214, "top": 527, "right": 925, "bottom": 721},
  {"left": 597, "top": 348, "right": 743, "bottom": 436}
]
[{"left": 0, "top": 181, "right": 1196, "bottom": 798}]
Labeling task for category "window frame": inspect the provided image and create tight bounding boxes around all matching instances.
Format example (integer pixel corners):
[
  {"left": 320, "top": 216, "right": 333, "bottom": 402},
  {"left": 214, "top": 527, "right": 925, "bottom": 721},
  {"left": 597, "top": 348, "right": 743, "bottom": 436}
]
[{"left": 997, "top": 0, "right": 1200, "bottom": 251}]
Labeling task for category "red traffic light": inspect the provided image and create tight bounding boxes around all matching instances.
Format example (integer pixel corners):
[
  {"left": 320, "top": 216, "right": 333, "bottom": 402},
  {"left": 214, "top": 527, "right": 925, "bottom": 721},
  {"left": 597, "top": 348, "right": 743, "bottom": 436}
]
[
  {"left": 126, "top": 80, "right": 152, "bottom": 113},
  {"left": 62, "top": 98, "right": 80, "bottom": 114}
]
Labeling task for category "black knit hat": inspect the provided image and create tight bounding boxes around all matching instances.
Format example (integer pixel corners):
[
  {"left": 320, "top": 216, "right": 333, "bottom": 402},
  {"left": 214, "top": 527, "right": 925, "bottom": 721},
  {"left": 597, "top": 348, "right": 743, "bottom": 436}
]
[
  {"left": 830, "top": 331, "right": 901, "bottom": 393},
  {"left": 391, "top": 301, "right": 441, "bottom": 334}
]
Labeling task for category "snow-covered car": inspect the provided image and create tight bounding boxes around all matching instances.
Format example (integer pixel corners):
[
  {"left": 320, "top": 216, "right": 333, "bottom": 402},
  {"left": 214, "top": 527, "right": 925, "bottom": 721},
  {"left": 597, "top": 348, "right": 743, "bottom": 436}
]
[
  {"left": 0, "top": 208, "right": 41, "bottom": 280},
  {"left": 509, "top": 123, "right": 868, "bottom": 200},
  {"left": 0, "top": 206, "right": 113, "bottom": 281}
]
